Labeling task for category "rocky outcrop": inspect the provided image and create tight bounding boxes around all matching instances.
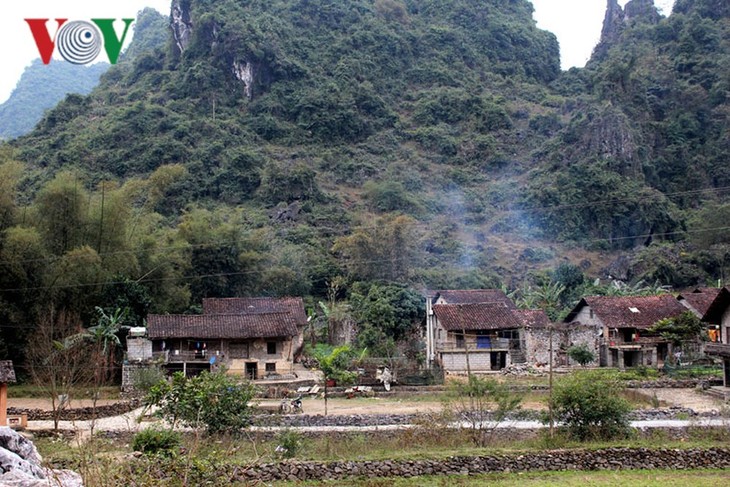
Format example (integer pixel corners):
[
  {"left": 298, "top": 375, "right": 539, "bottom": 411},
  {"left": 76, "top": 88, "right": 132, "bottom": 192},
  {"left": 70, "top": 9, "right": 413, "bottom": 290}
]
[
  {"left": 624, "top": 0, "right": 662, "bottom": 23},
  {"left": 0, "top": 427, "right": 82, "bottom": 487},
  {"left": 592, "top": 0, "right": 661, "bottom": 63},
  {"left": 171, "top": 0, "right": 194, "bottom": 54}
]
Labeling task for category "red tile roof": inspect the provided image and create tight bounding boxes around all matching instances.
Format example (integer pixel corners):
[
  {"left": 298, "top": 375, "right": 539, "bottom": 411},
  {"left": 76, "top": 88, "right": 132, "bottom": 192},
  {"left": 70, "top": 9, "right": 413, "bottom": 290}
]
[
  {"left": 565, "top": 295, "right": 687, "bottom": 329},
  {"left": 433, "top": 289, "right": 516, "bottom": 308},
  {"left": 202, "top": 297, "right": 308, "bottom": 325},
  {"left": 514, "top": 309, "right": 551, "bottom": 328},
  {"left": 147, "top": 312, "right": 298, "bottom": 339},
  {"left": 702, "top": 287, "right": 730, "bottom": 324},
  {"left": 677, "top": 288, "right": 721, "bottom": 317},
  {"left": 433, "top": 303, "right": 521, "bottom": 331}
]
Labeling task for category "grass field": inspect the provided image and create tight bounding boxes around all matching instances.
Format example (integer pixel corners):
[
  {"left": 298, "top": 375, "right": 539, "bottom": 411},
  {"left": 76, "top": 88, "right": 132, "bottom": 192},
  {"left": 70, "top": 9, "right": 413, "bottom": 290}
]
[{"left": 272, "top": 470, "right": 730, "bottom": 486}]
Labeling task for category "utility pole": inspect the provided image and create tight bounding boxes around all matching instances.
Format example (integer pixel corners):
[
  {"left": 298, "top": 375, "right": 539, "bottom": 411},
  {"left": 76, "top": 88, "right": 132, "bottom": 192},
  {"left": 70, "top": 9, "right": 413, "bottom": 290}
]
[{"left": 548, "top": 324, "right": 554, "bottom": 439}]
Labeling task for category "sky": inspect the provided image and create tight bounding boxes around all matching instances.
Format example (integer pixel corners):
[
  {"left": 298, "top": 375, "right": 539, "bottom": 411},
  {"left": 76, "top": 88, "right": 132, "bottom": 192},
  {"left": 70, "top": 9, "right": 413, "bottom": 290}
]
[{"left": 0, "top": 1, "right": 677, "bottom": 104}]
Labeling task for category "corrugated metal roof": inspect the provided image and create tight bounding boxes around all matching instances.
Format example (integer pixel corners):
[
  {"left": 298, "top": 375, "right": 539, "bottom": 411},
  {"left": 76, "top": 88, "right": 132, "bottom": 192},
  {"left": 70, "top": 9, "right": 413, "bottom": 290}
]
[{"left": 147, "top": 312, "right": 298, "bottom": 339}]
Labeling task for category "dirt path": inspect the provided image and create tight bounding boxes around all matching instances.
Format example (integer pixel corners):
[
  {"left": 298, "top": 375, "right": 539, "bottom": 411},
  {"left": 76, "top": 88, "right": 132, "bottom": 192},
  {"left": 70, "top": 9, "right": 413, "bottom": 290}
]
[{"left": 634, "top": 388, "right": 726, "bottom": 412}]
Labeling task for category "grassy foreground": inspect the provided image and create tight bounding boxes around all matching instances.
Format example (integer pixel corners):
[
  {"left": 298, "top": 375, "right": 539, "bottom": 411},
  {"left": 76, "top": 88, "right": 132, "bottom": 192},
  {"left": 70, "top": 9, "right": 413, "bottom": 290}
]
[{"left": 273, "top": 470, "right": 729, "bottom": 486}]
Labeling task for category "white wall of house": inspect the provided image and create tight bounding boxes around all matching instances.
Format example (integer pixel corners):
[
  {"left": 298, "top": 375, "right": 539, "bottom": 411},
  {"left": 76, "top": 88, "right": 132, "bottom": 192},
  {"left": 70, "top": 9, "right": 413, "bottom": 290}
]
[
  {"left": 722, "top": 306, "right": 730, "bottom": 344},
  {"left": 126, "top": 337, "right": 153, "bottom": 361},
  {"left": 440, "top": 350, "right": 510, "bottom": 372}
]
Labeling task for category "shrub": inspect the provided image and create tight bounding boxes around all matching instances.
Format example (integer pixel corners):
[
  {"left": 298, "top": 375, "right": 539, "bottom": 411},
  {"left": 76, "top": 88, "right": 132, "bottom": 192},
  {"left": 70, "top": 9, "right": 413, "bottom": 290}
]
[
  {"left": 567, "top": 344, "right": 595, "bottom": 367},
  {"left": 132, "top": 427, "right": 181, "bottom": 456},
  {"left": 131, "top": 366, "right": 167, "bottom": 393},
  {"left": 444, "top": 375, "right": 522, "bottom": 447},
  {"left": 275, "top": 429, "right": 306, "bottom": 459},
  {"left": 145, "top": 371, "right": 257, "bottom": 434},
  {"left": 548, "top": 371, "right": 631, "bottom": 441}
]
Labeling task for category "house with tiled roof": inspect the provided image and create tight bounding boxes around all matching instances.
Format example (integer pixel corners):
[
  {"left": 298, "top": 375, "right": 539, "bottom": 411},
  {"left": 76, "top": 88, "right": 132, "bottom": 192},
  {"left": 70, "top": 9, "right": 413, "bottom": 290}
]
[
  {"left": 677, "top": 288, "right": 721, "bottom": 319},
  {"left": 125, "top": 297, "right": 306, "bottom": 381},
  {"left": 702, "top": 287, "right": 730, "bottom": 388},
  {"left": 564, "top": 294, "right": 688, "bottom": 369},
  {"left": 425, "top": 289, "right": 517, "bottom": 369},
  {"left": 431, "top": 302, "right": 523, "bottom": 371}
]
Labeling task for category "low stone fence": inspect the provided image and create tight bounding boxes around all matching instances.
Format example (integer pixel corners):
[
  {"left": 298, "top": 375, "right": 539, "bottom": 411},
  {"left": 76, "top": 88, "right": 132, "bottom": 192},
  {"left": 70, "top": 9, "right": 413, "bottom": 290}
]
[
  {"left": 8, "top": 400, "right": 141, "bottom": 421},
  {"left": 233, "top": 447, "right": 730, "bottom": 482},
  {"left": 251, "top": 407, "right": 723, "bottom": 428}
]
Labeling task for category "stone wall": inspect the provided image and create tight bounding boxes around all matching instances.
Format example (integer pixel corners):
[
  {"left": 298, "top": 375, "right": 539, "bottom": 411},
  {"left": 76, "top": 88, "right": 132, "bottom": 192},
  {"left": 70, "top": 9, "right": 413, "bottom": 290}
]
[
  {"left": 7, "top": 401, "right": 140, "bottom": 421},
  {"left": 232, "top": 447, "right": 730, "bottom": 482}
]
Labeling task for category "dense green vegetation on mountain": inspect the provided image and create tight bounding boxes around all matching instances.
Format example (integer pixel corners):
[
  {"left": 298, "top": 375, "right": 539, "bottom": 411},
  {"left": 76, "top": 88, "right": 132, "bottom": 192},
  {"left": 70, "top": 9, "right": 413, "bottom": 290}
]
[
  {"left": 0, "top": 0, "right": 728, "bottom": 364},
  {"left": 0, "top": 61, "right": 108, "bottom": 140}
]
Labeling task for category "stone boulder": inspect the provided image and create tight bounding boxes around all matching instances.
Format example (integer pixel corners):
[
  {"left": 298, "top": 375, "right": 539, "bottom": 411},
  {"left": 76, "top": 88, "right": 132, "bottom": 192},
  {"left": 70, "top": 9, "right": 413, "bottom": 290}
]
[{"left": 0, "top": 427, "right": 83, "bottom": 487}]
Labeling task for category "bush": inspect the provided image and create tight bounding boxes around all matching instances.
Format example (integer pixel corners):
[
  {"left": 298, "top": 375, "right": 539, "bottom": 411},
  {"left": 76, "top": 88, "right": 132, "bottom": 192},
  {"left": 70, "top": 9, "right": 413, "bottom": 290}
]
[
  {"left": 548, "top": 371, "right": 631, "bottom": 441},
  {"left": 567, "top": 344, "right": 595, "bottom": 367},
  {"left": 275, "top": 429, "right": 306, "bottom": 459},
  {"left": 131, "top": 366, "right": 167, "bottom": 393},
  {"left": 132, "top": 427, "right": 181, "bottom": 456},
  {"left": 145, "top": 371, "right": 257, "bottom": 434}
]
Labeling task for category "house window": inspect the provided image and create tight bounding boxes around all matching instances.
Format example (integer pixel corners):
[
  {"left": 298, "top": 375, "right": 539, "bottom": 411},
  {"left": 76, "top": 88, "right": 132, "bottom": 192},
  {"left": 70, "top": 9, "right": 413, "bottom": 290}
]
[
  {"left": 589, "top": 309, "right": 594, "bottom": 319},
  {"left": 267, "top": 341, "right": 277, "bottom": 355},
  {"left": 265, "top": 363, "right": 276, "bottom": 373},
  {"left": 477, "top": 336, "right": 491, "bottom": 349},
  {"left": 456, "top": 334, "right": 465, "bottom": 348}
]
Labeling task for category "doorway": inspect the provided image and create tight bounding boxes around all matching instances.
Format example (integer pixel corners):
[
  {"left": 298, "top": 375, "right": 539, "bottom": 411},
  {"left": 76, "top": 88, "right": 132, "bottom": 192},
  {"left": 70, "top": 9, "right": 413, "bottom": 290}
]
[{"left": 245, "top": 362, "right": 258, "bottom": 380}]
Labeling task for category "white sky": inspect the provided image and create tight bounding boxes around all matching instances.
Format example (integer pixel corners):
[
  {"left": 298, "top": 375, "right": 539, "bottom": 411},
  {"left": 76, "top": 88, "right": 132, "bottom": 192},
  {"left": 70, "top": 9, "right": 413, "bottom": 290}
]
[{"left": 0, "top": 1, "right": 676, "bottom": 104}]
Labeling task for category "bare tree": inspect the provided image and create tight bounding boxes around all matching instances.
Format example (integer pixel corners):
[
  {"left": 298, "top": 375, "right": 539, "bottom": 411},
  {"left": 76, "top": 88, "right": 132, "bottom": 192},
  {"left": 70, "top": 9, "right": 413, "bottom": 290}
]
[{"left": 26, "top": 307, "right": 93, "bottom": 430}]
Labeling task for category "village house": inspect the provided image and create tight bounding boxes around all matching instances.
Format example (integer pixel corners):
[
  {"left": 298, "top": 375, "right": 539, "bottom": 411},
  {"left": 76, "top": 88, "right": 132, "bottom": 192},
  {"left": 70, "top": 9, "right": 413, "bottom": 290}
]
[
  {"left": 124, "top": 297, "right": 307, "bottom": 385},
  {"left": 563, "top": 294, "right": 688, "bottom": 369},
  {"left": 425, "top": 289, "right": 516, "bottom": 369},
  {"left": 702, "top": 287, "right": 730, "bottom": 388},
  {"left": 677, "top": 287, "right": 722, "bottom": 343},
  {"left": 425, "top": 289, "right": 568, "bottom": 372}
]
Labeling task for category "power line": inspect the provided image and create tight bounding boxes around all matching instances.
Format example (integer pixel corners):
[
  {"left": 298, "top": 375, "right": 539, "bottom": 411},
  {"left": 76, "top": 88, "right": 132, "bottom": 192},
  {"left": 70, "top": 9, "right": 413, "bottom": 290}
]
[
  {"left": 1, "top": 183, "right": 729, "bottom": 268},
  {"left": 1, "top": 222, "right": 729, "bottom": 294}
]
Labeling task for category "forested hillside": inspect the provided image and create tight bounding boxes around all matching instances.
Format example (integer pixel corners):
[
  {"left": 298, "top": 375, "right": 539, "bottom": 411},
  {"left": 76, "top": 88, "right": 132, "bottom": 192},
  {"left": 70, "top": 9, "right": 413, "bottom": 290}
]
[
  {"left": 0, "top": 0, "right": 728, "bottom": 364},
  {"left": 0, "top": 61, "right": 108, "bottom": 140}
]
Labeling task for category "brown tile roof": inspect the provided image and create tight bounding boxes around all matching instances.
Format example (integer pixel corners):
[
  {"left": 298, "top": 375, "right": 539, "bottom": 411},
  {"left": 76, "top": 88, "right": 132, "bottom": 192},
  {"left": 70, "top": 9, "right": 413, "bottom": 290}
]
[
  {"left": 514, "top": 309, "right": 551, "bottom": 328},
  {"left": 702, "top": 287, "right": 730, "bottom": 324},
  {"left": 147, "top": 313, "right": 298, "bottom": 339},
  {"left": 677, "top": 288, "right": 721, "bottom": 317},
  {"left": 202, "top": 297, "right": 308, "bottom": 325},
  {"left": 0, "top": 360, "right": 16, "bottom": 383},
  {"left": 433, "top": 303, "right": 521, "bottom": 331},
  {"left": 433, "top": 289, "right": 516, "bottom": 308},
  {"left": 565, "top": 295, "right": 687, "bottom": 329}
]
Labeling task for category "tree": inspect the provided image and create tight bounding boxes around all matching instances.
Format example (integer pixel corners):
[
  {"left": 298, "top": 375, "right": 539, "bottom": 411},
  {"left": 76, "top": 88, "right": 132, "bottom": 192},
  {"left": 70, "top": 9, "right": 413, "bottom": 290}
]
[
  {"left": 309, "top": 344, "right": 356, "bottom": 416},
  {"left": 350, "top": 282, "right": 424, "bottom": 355},
  {"left": 26, "top": 308, "right": 93, "bottom": 430},
  {"left": 567, "top": 343, "right": 595, "bottom": 367},
  {"left": 548, "top": 371, "right": 631, "bottom": 441},
  {"left": 145, "top": 371, "right": 256, "bottom": 434},
  {"left": 444, "top": 375, "right": 522, "bottom": 447},
  {"left": 333, "top": 215, "right": 421, "bottom": 282},
  {"left": 649, "top": 311, "right": 703, "bottom": 346}
]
